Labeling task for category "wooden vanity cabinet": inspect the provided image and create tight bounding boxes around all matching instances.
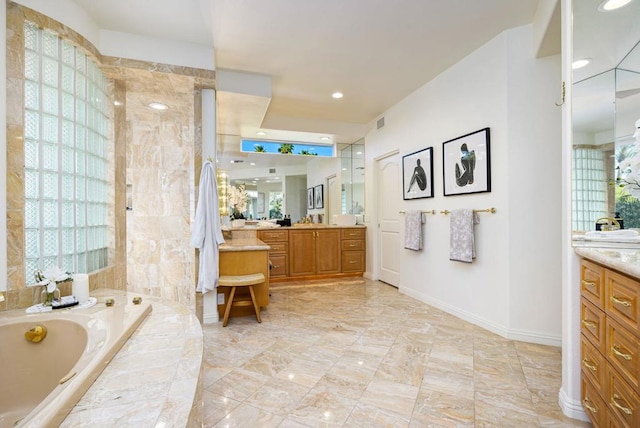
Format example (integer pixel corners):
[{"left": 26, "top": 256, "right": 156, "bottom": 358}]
[
  {"left": 341, "top": 228, "right": 365, "bottom": 273},
  {"left": 258, "top": 230, "right": 289, "bottom": 278},
  {"left": 289, "top": 229, "right": 341, "bottom": 276},
  {"left": 580, "top": 259, "right": 640, "bottom": 427}
]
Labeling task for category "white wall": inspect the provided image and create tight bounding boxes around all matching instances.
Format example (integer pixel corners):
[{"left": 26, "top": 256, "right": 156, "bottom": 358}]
[
  {"left": 1, "top": 0, "right": 7, "bottom": 292},
  {"left": 306, "top": 157, "right": 341, "bottom": 219},
  {"left": 13, "top": 0, "right": 214, "bottom": 71},
  {"left": 365, "top": 24, "right": 562, "bottom": 345}
]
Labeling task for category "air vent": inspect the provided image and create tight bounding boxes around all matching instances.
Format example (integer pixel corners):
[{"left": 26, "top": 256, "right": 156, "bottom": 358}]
[
  {"left": 269, "top": 168, "right": 276, "bottom": 174},
  {"left": 377, "top": 117, "right": 385, "bottom": 129}
]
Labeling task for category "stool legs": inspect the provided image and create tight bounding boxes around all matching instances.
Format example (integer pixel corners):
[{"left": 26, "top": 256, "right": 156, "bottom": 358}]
[
  {"left": 248, "top": 285, "right": 262, "bottom": 323},
  {"left": 222, "top": 285, "right": 262, "bottom": 326},
  {"left": 222, "top": 286, "right": 237, "bottom": 327}
]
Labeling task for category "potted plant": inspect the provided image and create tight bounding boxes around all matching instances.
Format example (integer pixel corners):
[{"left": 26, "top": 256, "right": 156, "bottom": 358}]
[{"left": 229, "top": 184, "right": 248, "bottom": 227}]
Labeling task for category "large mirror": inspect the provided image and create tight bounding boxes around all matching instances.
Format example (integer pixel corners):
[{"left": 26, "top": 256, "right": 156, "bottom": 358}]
[{"left": 572, "top": 0, "right": 640, "bottom": 234}]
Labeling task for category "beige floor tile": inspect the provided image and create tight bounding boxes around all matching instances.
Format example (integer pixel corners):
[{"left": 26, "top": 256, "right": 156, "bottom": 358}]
[{"left": 201, "top": 279, "right": 583, "bottom": 427}]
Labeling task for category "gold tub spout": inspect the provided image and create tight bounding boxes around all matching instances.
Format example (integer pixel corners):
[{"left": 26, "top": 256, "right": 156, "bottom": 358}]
[{"left": 25, "top": 325, "right": 48, "bottom": 343}]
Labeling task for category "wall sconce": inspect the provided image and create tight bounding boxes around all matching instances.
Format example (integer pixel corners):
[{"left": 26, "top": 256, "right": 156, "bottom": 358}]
[{"left": 217, "top": 169, "right": 229, "bottom": 216}]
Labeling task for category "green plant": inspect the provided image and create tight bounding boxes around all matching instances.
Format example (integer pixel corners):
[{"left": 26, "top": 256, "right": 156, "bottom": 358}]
[
  {"left": 278, "top": 143, "right": 294, "bottom": 154},
  {"left": 254, "top": 145, "right": 266, "bottom": 153},
  {"left": 300, "top": 150, "right": 318, "bottom": 156}
]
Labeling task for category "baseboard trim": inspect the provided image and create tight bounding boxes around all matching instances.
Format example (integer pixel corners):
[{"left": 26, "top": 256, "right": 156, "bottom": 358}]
[
  {"left": 399, "top": 286, "right": 561, "bottom": 347},
  {"left": 558, "top": 387, "right": 589, "bottom": 422}
]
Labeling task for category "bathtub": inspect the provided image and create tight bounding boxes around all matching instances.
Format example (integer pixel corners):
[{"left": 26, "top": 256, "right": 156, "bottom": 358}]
[{"left": 0, "top": 299, "right": 152, "bottom": 428}]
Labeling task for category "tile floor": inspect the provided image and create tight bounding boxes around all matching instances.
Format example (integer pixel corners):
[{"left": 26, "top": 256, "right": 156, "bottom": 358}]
[{"left": 202, "top": 279, "right": 589, "bottom": 427}]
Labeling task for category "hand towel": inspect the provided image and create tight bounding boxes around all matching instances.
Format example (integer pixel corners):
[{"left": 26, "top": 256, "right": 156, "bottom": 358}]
[
  {"left": 404, "top": 210, "right": 424, "bottom": 251},
  {"left": 191, "top": 161, "right": 226, "bottom": 293},
  {"left": 449, "top": 209, "right": 480, "bottom": 263}
]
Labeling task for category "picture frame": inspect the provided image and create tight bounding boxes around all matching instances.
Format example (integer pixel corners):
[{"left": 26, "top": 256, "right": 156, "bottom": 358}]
[
  {"left": 307, "top": 188, "right": 315, "bottom": 209},
  {"left": 257, "top": 192, "right": 265, "bottom": 213},
  {"left": 314, "top": 184, "right": 324, "bottom": 208},
  {"left": 402, "top": 147, "right": 434, "bottom": 200},
  {"left": 442, "top": 127, "right": 491, "bottom": 196}
]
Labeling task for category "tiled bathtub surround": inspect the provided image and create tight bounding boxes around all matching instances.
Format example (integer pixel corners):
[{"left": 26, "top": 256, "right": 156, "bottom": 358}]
[{"left": 203, "top": 279, "right": 588, "bottom": 427}]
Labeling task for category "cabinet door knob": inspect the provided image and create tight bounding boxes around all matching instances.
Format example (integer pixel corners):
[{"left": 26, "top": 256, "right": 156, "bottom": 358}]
[
  {"left": 582, "top": 398, "right": 597, "bottom": 414},
  {"left": 582, "top": 358, "right": 597, "bottom": 372},
  {"left": 581, "top": 319, "right": 597, "bottom": 329},
  {"left": 611, "top": 295, "right": 632, "bottom": 307},
  {"left": 612, "top": 394, "right": 633, "bottom": 415},
  {"left": 612, "top": 345, "right": 633, "bottom": 361},
  {"left": 581, "top": 279, "right": 596, "bottom": 288}
]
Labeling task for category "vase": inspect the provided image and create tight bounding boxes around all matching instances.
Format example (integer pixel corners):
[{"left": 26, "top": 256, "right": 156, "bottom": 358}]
[
  {"left": 231, "top": 219, "right": 246, "bottom": 228},
  {"left": 41, "top": 287, "right": 61, "bottom": 306}
]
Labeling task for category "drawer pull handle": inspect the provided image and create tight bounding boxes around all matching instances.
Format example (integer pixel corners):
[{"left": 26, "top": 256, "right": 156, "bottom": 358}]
[
  {"left": 612, "top": 345, "right": 632, "bottom": 361},
  {"left": 611, "top": 295, "right": 632, "bottom": 307},
  {"left": 612, "top": 394, "right": 633, "bottom": 415},
  {"left": 582, "top": 358, "right": 597, "bottom": 372},
  {"left": 349, "top": 244, "right": 357, "bottom": 247},
  {"left": 582, "top": 398, "right": 597, "bottom": 414},
  {"left": 349, "top": 261, "right": 357, "bottom": 264},
  {"left": 273, "top": 265, "right": 280, "bottom": 269},
  {"left": 581, "top": 319, "right": 597, "bottom": 329},
  {"left": 581, "top": 279, "right": 596, "bottom": 288}
]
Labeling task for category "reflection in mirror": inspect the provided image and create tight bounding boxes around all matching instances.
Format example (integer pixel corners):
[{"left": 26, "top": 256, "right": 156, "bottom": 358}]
[
  {"left": 572, "top": 0, "right": 640, "bottom": 233},
  {"left": 338, "top": 139, "right": 365, "bottom": 216}
]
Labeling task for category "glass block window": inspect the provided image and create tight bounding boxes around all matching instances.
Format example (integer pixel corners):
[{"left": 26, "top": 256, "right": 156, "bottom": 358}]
[
  {"left": 572, "top": 148, "right": 607, "bottom": 231},
  {"left": 24, "top": 21, "right": 109, "bottom": 283}
]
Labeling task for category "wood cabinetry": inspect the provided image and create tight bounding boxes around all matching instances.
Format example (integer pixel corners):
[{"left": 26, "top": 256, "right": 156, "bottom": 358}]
[
  {"left": 580, "top": 259, "right": 640, "bottom": 427},
  {"left": 289, "top": 229, "right": 341, "bottom": 276},
  {"left": 258, "top": 230, "right": 289, "bottom": 278},
  {"left": 258, "top": 227, "right": 366, "bottom": 282}
]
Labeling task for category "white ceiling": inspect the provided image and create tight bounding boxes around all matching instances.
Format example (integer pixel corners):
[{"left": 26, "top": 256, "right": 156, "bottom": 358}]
[{"left": 73, "top": 0, "right": 547, "bottom": 176}]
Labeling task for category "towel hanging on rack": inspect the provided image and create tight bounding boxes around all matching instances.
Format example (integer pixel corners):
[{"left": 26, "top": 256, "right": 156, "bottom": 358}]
[
  {"left": 449, "top": 209, "right": 479, "bottom": 263},
  {"left": 404, "top": 210, "right": 424, "bottom": 251}
]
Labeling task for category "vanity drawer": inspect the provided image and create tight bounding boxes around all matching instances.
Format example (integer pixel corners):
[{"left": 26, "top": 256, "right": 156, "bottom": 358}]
[
  {"left": 582, "top": 375, "right": 607, "bottom": 427},
  {"left": 582, "top": 259, "right": 606, "bottom": 309},
  {"left": 582, "top": 297, "right": 606, "bottom": 352},
  {"left": 269, "top": 254, "right": 288, "bottom": 278},
  {"left": 342, "top": 251, "right": 364, "bottom": 272},
  {"left": 342, "top": 239, "right": 364, "bottom": 251},
  {"left": 259, "top": 230, "right": 289, "bottom": 242},
  {"left": 605, "top": 269, "right": 640, "bottom": 336},
  {"left": 606, "top": 364, "right": 640, "bottom": 427},
  {"left": 268, "top": 242, "right": 288, "bottom": 254},
  {"left": 606, "top": 317, "right": 640, "bottom": 393},
  {"left": 341, "top": 228, "right": 365, "bottom": 240},
  {"left": 582, "top": 334, "right": 606, "bottom": 394}
]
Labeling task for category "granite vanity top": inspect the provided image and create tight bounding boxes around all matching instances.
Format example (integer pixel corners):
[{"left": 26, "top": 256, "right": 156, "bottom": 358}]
[
  {"left": 219, "top": 237, "right": 270, "bottom": 252},
  {"left": 574, "top": 246, "right": 640, "bottom": 279}
]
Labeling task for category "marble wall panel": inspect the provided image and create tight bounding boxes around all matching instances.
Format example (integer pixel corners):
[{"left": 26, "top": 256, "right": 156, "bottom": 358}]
[{"left": 4, "top": 3, "right": 205, "bottom": 311}]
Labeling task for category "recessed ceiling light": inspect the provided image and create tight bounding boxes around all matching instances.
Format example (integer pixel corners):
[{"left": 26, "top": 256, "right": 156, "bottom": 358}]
[
  {"left": 356, "top": 151, "right": 363, "bottom": 155},
  {"left": 332, "top": 92, "right": 344, "bottom": 99},
  {"left": 598, "top": 0, "right": 632, "bottom": 11},
  {"left": 320, "top": 136, "right": 330, "bottom": 141},
  {"left": 250, "top": 162, "right": 256, "bottom": 166},
  {"left": 148, "top": 102, "right": 168, "bottom": 110},
  {"left": 572, "top": 59, "right": 591, "bottom": 69},
  {"left": 256, "top": 131, "right": 266, "bottom": 136},
  {"left": 113, "top": 100, "right": 123, "bottom": 106}
]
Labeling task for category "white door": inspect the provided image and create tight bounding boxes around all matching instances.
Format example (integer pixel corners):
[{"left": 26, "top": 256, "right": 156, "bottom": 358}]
[
  {"left": 376, "top": 153, "right": 401, "bottom": 286},
  {"left": 327, "top": 175, "right": 340, "bottom": 224}
]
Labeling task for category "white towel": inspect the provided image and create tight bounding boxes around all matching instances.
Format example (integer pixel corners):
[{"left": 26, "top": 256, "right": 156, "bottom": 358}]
[
  {"left": 449, "top": 209, "right": 480, "bottom": 263},
  {"left": 191, "top": 161, "right": 225, "bottom": 293},
  {"left": 404, "top": 210, "right": 424, "bottom": 251}
]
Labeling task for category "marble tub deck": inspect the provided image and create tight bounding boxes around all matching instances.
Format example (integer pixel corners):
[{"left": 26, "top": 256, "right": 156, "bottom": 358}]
[{"left": 202, "top": 278, "right": 587, "bottom": 427}]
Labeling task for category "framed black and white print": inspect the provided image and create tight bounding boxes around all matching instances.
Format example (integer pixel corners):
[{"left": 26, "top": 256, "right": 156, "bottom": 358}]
[
  {"left": 402, "top": 147, "right": 434, "bottom": 200},
  {"left": 307, "top": 188, "right": 315, "bottom": 209},
  {"left": 314, "top": 184, "right": 324, "bottom": 209},
  {"left": 442, "top": 127, "right": 491, "bottom": 196}
]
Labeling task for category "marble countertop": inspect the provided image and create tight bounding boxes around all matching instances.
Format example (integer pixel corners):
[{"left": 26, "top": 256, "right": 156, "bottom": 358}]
[
  {"left": 60, "top": 289, "right": 203, "bottom": 427},
  {"left": 574, "top": 247, "right": 640, "bottom": 279},
  {"left": 226, "top": 224, "right": 366, "bottom": 231},
  {"left": 219, "top": 237, "right": 270, "bottom": 252}
]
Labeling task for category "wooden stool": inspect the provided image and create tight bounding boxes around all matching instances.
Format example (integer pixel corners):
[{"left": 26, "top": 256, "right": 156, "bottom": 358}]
[{"left": 219, "top": 273, "right": 264, "bottom": 327}]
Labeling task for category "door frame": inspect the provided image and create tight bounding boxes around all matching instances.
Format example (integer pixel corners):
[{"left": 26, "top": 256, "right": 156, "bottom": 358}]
[{"left": 374, "top": 149, "right": 400, "bottom": 282}]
